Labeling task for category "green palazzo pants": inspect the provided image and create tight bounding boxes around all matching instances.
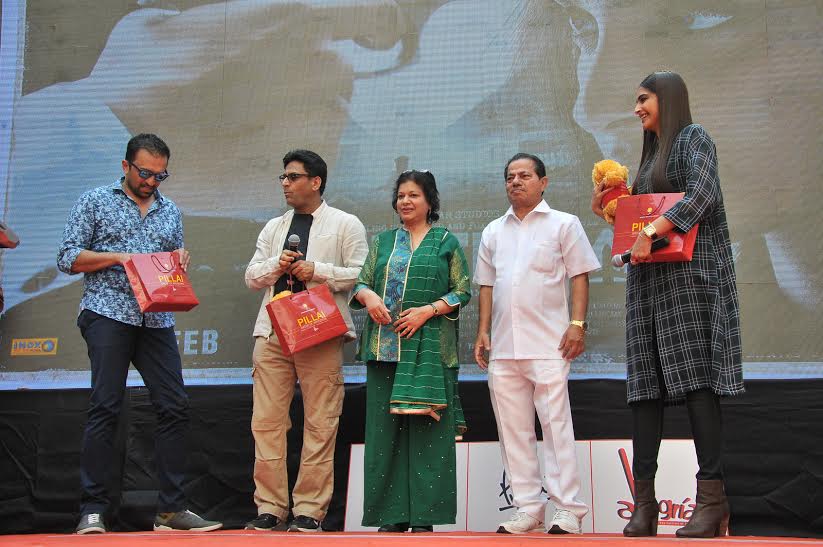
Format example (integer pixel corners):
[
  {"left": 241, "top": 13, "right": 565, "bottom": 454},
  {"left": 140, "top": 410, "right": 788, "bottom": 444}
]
[{"left": 362, "top": 362, "right": 458, "bottom": 527}]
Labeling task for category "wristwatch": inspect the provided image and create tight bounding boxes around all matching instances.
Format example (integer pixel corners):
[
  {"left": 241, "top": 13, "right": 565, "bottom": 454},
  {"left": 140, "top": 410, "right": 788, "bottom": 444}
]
[
  {"left": 641, "top": 224, "right": 658, "bottom": 240},
  {"left": 570, "top": 319, "right": 588, "bottom": 331}
]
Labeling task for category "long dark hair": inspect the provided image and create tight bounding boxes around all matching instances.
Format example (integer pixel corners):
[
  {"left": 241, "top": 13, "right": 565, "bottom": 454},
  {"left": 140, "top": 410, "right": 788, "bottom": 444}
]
[{"left": 633, "top": 71, "right": 692, "bottom": 193}]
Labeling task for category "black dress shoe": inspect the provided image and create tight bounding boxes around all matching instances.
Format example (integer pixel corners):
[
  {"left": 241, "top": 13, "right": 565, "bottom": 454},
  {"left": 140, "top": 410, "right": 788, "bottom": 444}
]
[
  {"left": 378, "top": 523, "right": 409, "bottom": 532},
  {"left": 411, "top": 525, "right": 433, "bottom": 533}
]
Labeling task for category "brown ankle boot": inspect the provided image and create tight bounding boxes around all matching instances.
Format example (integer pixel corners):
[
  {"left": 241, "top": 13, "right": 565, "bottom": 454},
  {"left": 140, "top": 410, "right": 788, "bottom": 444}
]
[
  {"left": 676, "top": 480, "right": 730, "bottom": 538},
  {"left": 623, "top": 479, "right": 658, "bottom": 537}
]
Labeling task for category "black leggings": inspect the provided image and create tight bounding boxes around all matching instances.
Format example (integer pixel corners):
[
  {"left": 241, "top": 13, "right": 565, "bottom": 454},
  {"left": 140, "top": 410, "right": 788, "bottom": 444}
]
[{"left": 631, "top": 388, "right": 723, "bottom": 480}]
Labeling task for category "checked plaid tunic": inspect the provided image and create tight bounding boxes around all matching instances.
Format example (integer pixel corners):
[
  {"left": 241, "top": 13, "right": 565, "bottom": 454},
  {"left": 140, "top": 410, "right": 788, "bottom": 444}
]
[{"left": 626, "top": 124, "right": 743, "bottom": 404}]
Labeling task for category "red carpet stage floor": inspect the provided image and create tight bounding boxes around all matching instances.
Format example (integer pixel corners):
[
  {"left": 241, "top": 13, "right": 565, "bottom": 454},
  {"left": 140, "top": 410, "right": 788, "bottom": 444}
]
[{"left": 1, "top": 531, "right": 822, "bottom": 547}]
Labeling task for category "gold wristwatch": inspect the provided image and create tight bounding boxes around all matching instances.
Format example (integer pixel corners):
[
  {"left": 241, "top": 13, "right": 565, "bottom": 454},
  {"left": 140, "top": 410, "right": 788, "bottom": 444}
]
[
  {"left": 641, "top": 224, "right": 658, "bottom": 240},
  {"left": 570, "top": 320, "right": 588, "bottom": 331}
]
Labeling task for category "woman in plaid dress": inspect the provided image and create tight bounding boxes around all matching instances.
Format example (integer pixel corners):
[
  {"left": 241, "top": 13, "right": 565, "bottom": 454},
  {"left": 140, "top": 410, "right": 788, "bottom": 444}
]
[{"left": 592, "top": 72, "right": 743, "bottom": 538}]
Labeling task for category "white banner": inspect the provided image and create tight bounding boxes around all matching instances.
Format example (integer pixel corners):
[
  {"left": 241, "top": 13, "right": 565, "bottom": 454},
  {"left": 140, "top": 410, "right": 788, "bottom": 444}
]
[
  {"left": 345, "top": 439, "right": 698, "bottom": 533},
  {"left": 590, "top": 439, "right": 699, "bottom": 533}
]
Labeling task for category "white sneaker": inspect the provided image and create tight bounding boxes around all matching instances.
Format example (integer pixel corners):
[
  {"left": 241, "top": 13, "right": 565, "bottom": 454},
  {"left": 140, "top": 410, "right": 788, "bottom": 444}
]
[
  {"left": 497, "top": 511, "right": 544, "bottom": 534},
  {"left": 548, "top": 509, "right": 582, "bottom": 534}
]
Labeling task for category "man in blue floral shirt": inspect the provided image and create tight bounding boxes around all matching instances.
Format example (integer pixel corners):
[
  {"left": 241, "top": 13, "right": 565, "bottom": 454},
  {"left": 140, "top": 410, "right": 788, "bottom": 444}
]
[{"left": 57, "top": 134, "right": 221, "bottom": 535}]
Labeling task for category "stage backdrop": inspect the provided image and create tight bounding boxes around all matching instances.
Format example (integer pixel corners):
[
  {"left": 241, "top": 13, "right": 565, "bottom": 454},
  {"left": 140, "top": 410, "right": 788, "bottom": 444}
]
[
  {"left": 344, "top": 440, "right": 700, "bottom": 533},
  {"left": 0, "top": 0, "right": 821, "bottom": 388}
]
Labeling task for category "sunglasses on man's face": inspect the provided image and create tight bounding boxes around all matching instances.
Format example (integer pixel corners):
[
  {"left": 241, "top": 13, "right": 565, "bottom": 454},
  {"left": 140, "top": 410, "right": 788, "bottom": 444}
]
[{"left": 129, "top": 161, "right": 170, "bottom": 182}]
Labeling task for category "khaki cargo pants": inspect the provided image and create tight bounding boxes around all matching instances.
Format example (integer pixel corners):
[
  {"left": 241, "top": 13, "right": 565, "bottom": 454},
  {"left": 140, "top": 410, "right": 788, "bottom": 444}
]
[{"left": 251, "top": 335, "right": 344, "bottom": 521}]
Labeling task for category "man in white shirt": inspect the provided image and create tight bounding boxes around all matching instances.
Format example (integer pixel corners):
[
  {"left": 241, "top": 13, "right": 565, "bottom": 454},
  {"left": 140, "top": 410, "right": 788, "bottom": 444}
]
[
  {"left": 473, "top": 153, "right": 600, "bottom": 535},
  {"left": 244, "top": 149, "right": 368, "bottom": 532}
]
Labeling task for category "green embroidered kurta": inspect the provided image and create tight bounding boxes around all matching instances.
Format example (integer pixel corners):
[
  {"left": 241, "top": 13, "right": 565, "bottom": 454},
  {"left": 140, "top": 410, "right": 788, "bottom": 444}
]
[{"left": 352, "top": 227, "right": 470, "bottom": 419}]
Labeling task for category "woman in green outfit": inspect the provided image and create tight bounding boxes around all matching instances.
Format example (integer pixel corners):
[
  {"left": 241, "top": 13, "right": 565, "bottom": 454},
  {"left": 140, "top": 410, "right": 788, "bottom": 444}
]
[{"left": 351, "top": 170, "right": 471, "bottom": 533}]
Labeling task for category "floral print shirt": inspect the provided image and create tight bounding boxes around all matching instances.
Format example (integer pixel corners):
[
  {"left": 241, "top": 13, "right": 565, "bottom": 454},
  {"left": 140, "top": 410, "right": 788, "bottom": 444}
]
[{"left": 57, "top": 179, "right": 184, "bottom": 327}]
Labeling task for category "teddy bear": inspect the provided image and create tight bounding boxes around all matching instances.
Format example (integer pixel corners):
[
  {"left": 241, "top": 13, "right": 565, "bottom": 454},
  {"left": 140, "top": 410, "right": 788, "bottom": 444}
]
[
  {"left": 272, "top": 289, "right": 293, "bottom": 300},
  {"left": 592, "top": 159, "right": 630, "bottom": 224}
]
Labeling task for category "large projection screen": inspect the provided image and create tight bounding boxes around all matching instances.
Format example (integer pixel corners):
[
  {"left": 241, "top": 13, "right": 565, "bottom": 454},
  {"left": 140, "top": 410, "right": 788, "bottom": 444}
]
[{"left": 0, "top": 0, "right": 821, "bottom": 388}]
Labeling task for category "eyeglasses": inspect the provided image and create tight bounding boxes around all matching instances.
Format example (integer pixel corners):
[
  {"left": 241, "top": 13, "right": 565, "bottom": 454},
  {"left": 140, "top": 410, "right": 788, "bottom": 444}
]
[
  {"left": 278, "top": 172, "right": 310, "bottom": 182},
  {"left": 400, "top": 169, "right": 430, "bottom": 176},
  {"left": 128, "top": 161, "right": 170, "bottom": 182}
]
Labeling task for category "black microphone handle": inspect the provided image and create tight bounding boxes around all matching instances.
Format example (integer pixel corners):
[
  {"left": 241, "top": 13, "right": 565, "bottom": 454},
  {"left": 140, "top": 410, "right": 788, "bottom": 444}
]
[{"left": 617, "top": 236, "right": 670, "bottom": 265}]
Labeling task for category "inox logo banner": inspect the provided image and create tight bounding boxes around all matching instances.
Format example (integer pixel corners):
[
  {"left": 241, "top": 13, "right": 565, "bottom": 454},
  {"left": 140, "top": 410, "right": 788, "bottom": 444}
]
[{"left": 11, "top": 337, "right": 59, "bottom": 356}]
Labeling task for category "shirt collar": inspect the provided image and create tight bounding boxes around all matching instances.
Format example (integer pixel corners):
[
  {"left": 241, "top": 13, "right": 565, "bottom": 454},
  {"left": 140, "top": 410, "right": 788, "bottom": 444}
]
[
  {"left": 111, "top": 178, "right": 165, "bottom": 203},
  {"left": 504, "top": 199, "right": 551, "bottom": 221},
  {"left": 296, "top": 199, "right": 326, "bottom": 219}
]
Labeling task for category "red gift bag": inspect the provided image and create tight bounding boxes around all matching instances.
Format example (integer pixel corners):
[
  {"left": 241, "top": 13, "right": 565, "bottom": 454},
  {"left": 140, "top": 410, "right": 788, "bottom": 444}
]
[
  {"left": 612, "top": 193, "right": 698, "bottom": 263},
  {"left": 266, "top": 284, "right": 348, "bottom": 356},
  {"left": 124, "top": 252, "right": 199, "bottom": 312}
]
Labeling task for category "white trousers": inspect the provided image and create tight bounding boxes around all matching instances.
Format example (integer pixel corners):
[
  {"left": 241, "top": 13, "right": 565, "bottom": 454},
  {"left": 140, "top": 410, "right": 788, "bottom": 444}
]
[{"left": 487, "top": 358, "right": 589, "bottom": 521}]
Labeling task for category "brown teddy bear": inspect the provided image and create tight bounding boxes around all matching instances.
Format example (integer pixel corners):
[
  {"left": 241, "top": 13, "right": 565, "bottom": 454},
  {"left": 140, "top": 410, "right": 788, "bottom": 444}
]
[{"left": 592, "top": 159, "right": 630, "bottom": 224}]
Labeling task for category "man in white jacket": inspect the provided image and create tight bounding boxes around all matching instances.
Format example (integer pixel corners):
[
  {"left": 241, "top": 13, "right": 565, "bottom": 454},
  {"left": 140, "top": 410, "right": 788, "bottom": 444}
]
[{"left": 244, "top": 149, "right": 368, "bottom": 532}]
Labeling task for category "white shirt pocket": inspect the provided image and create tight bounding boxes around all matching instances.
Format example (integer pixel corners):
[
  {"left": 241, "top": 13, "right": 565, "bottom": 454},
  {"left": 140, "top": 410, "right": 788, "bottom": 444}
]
[{"left": 532, "top": 240, "right": 561, "bottom": 277}]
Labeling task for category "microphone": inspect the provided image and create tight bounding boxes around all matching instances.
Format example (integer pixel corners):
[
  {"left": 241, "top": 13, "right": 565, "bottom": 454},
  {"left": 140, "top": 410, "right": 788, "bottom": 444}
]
[
  {"left": 287, "top": 233, "right": 300, "bottom": 253},
  {"left": 612, "top": 237, "right": 670, "bottom": 267},
  {"left": 287, "top": 233, "right": 302, "bottom": 267},
  {"left": 285, "top": 234, "right": 301, "bottom": 290}
]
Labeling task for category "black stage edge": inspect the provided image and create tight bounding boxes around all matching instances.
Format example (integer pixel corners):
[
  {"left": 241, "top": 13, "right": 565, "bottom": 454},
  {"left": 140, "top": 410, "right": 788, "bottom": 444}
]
[{"left": 1, "top": 379, "right": 821, "bottom": 537}]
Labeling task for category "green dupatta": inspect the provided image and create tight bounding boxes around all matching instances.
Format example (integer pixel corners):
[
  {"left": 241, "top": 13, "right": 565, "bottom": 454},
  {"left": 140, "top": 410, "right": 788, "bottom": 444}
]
[
  {"left": 390, "top": 226, "right": 451, "bottom": 420},
  {"left": 352, "top": 226, "right": 470, "bottom": 429}
]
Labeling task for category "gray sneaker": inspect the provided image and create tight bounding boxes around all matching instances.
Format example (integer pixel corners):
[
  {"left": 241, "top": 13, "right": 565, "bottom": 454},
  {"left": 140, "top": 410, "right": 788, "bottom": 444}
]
[
  {"left": 153, "top": 509, "right": 222, "bottom": 532},
  {"left": 76, "top": 513, "right": 106, "bottom": 534}
]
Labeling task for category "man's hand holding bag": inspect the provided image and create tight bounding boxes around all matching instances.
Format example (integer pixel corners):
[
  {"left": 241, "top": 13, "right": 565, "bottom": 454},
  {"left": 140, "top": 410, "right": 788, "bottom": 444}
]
[{"left": 124, "top": 252, "right": 199, "bottom": 312}]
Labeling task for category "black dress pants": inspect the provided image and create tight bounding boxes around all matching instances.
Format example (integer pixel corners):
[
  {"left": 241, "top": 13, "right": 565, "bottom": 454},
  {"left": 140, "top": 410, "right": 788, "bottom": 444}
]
[{"left": 77, "top": 310, "right": 190, "bottom": 516}]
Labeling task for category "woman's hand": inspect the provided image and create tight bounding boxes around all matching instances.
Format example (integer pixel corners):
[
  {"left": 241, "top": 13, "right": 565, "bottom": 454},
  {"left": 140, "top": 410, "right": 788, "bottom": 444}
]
[
  {"left": 393, "top": 306, "right": 434, "bottom": 338},
  {"left": 629, "top": 234, "right": 653, "bottom": 265},
  {"left": 591, "top": 182, "right": 609, "bottom": 219},
  {"left": 360, "top": 290, "right": 392, "bottom": 325}
]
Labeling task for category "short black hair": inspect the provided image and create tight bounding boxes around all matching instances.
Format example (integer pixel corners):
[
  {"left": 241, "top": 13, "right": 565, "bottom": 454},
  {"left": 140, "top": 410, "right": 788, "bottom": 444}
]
[
  {"left": 125, "top": 133, "right": 170, "bottom": 163},
  {"left": 392, "top": 170, "right": 440, "bottom": 223},
  {"left": 283, "top": 149, "right": 328, "bottom": 195},
  {"left": 504, "top": 152, "right": 546, "bottom": 179}
]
